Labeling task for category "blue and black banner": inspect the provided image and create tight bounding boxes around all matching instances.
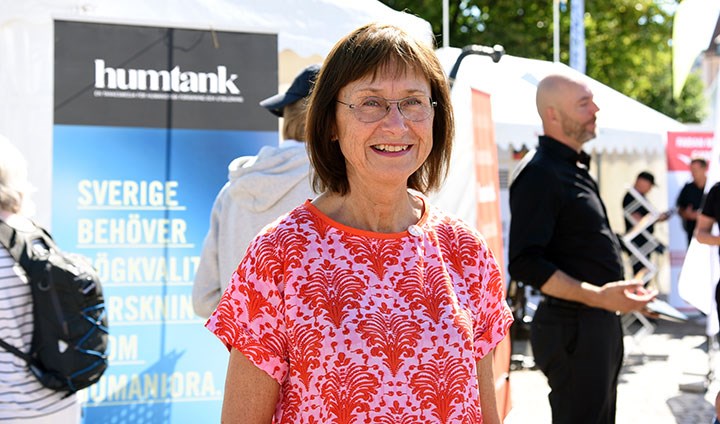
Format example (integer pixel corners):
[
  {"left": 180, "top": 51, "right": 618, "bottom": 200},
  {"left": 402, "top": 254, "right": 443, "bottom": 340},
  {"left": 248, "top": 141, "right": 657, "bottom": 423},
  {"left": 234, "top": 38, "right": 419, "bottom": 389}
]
[{"left": 53, "top": 20, "right": 278, "bottom": 423}]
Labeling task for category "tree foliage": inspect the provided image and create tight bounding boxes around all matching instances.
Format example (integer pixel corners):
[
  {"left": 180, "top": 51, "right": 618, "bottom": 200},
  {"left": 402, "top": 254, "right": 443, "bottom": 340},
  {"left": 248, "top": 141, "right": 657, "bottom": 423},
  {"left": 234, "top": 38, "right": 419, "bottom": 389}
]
[{"left": 380, "top": 0, "right": 706, "bottom": 123}]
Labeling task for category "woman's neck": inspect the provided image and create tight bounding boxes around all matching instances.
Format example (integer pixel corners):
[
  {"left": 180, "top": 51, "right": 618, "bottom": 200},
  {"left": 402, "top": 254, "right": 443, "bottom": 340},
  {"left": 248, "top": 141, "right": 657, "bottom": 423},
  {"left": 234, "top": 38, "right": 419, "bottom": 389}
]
[{"left": 313, "top": 188, "right": 423, "bottom": 233}]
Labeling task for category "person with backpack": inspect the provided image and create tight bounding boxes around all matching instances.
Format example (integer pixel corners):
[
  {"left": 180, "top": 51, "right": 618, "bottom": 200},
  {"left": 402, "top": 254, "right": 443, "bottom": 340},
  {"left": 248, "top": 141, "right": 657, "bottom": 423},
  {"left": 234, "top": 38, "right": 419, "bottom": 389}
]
[{"left": 0, "top": 135, "right": 80, "bottom": 423}]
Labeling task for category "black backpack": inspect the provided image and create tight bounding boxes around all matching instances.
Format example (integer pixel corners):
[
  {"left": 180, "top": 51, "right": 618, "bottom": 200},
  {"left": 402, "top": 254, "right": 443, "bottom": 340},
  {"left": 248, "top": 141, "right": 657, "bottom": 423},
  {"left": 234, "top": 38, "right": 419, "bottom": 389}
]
[{"left": 0, "top": 219, "right": 108, "bottom": 394}]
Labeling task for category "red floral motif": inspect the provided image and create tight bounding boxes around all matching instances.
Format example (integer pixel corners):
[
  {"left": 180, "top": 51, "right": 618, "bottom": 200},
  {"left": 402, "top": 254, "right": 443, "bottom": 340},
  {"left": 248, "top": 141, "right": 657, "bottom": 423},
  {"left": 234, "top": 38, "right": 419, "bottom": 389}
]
[
  {"left": 237, "top": 336, "right": 277, "bottom": 370},
  {"left": 274, "top": 226, "right": 310, "bottom": 270},
  {"left": 463, "top": 402, "right": 481, "bottom": 424},
  {"left": 357, "top": 304, "right": 423, "bottom": 376},
  {"left": 207, "top": 300, "right": 241, "bottom": 347},
  {"left": 452, "top": 307, "right": 474, "bottom": 348},
  {"left": 372, "top": 400, "right": 420, "bottom": 424},
  {"left": 436, "top": 222, "right": 480, "bottom": 280},
  {"left": 250, "top": 234, "right": 284, "bottom": 283},
  {"left": 321, "top": 353, "right": 380, "bottom": 424},
  {"left": 339, "top": 234, "right": 403, "bottom": 279},
  {"left": 299, "top": 259, "right": 366, "bottom": 328},
  {"left": 238, "top": 283, "right": 276, "bottom": 323},
  {"left": 396, "top": 262, "right": 450, "bottom": 324},
  {"left": 409, "top": 346, "right": 472, "bottom": 423},
  {"left": 288, "top": 322, "right": 323, "bottom": 390},
  {"left": 482, "top": 262, "right": 504, "bottom": 301},
  {"left": 280, "top": 383, "right": 301, "bottom": 422},
  {"left": 295, "top": 207, "right": 331, "bottom": 240}
]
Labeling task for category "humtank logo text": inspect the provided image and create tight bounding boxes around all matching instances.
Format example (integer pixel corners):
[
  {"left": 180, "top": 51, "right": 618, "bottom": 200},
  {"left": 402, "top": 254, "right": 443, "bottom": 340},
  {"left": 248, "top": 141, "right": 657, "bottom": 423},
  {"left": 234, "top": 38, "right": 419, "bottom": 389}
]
[
  {"left": 94, "top": 59, "right": 240, "bottom": 94},
  {"left": 92, "top": 60, "right": 244, "bottom": 103}
]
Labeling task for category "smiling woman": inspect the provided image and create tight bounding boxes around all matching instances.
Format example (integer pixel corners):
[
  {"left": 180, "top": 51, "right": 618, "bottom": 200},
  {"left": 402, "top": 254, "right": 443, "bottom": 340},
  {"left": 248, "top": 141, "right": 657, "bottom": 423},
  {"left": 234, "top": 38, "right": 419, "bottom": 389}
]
[{"left": 206, "top": 22, "right": 514, "bottom": 424}]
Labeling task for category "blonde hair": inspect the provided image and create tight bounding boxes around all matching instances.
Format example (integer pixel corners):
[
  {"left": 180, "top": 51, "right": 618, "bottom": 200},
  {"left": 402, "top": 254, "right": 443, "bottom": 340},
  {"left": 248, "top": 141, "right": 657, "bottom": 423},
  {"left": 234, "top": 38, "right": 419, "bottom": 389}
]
[
  {"left": 0, "top": 135, "right": 33, "bottom": 213},
  {"left": 282, "top": 98, "right": 309, "bottom": 141}
]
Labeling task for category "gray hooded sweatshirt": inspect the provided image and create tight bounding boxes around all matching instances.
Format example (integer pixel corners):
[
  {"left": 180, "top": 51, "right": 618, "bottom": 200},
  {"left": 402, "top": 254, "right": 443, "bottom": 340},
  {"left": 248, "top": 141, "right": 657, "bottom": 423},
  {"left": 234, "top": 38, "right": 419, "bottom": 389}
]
[{"left": 192, "top": 140, "right": 314, "bottom": 318}]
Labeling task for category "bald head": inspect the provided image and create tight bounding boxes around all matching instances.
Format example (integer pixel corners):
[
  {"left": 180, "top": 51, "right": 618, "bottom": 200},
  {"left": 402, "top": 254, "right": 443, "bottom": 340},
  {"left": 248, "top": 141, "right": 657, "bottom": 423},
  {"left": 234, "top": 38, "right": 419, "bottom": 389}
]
[
  {"left": 536, "top": 74, "right": 582, "bottom": 118},
  {"left": 535, "top": 73, "right": 599, "bottom": 150}
]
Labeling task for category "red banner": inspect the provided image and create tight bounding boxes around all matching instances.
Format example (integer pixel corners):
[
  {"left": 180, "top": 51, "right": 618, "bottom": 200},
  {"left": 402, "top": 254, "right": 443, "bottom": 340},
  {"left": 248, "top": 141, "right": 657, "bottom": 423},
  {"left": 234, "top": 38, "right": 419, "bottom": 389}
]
[
  {"left": 471, "top": 88, "right": 512, "bottom": 417},
  {"left": 666, "top": 131, "right": 713, "bottom": 171}
]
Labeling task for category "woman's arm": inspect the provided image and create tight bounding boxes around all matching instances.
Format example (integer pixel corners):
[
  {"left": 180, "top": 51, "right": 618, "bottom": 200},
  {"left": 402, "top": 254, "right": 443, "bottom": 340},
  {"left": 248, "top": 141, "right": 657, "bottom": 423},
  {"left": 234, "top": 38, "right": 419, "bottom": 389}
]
[
  {"left": 477, "top": 351, "right": 500, "bottom": 424},
  {"left": 221, "top": 349, "right": 280, "bottom": 424}
]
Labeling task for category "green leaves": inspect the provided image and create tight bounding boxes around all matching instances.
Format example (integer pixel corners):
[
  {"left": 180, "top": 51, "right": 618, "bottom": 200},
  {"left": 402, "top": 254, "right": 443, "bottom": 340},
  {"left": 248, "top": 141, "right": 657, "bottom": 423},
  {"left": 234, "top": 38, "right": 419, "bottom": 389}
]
[{"left": 381, "top": 0, "right": 705, "bottom": 123}]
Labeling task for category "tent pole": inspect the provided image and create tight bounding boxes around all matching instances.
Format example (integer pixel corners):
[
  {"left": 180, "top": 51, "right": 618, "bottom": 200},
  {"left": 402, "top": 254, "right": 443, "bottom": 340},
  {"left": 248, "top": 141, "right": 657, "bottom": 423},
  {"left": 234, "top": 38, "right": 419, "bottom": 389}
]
[
  {"left": 553, "top": 0, "right": 560, "bottom": 62},
  {"left": 443, "top": 0, "right": 449, "bottom": 48}
]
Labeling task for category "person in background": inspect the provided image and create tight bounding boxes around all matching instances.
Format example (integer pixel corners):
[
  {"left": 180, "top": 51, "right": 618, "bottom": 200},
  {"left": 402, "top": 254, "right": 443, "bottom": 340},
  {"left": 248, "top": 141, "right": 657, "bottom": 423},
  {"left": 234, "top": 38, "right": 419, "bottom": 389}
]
[
  {"left": 622, "top": 171, "right": 670, "bottom": 276},
  {"left": 192, "top": 64, "right": 319, "bottom": 319},
  {"left": 677, "top": 157, "right": 708, "bottom": 246},
  {"left": 508, "top": 74, "right": 656, "bottom": 424},
  {"left": 206, "top": 23, "right": 513, "bottom": 423},
  {"left": 0, "top": 135, "right": 80, "bottom": 423}
]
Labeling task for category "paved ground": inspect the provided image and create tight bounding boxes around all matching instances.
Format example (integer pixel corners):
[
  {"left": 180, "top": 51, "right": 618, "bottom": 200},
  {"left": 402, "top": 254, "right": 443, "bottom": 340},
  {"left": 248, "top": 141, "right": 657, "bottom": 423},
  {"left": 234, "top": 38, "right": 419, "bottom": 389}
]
[{"left": 504, "top": 313, "right": 719, "bottom": 424}]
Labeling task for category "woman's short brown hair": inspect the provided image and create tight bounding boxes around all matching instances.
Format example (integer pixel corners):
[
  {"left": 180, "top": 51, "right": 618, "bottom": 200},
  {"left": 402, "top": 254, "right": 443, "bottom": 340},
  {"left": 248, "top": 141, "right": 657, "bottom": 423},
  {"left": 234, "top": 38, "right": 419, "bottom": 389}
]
[{"left": 305, "top": 23, "right": 454, "bottom": 195}]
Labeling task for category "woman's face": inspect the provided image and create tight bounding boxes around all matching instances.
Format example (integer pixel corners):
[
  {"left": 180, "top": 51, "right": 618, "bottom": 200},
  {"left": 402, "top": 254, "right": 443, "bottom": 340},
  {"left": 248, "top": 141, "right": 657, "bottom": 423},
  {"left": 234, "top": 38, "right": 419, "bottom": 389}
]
[{"left": 334, "top": 67, "right": 434, "bottom": 193}]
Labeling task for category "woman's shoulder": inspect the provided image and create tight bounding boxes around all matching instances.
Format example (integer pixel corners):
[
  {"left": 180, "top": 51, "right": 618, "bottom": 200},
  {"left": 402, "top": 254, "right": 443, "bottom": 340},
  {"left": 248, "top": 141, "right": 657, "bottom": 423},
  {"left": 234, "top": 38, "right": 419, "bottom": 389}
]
[
  {"left": 249, "top": 202, "right": 317, "bottom": 243},
  {"left": 425, "top": 204, "right": 485, "bottom": 245}
]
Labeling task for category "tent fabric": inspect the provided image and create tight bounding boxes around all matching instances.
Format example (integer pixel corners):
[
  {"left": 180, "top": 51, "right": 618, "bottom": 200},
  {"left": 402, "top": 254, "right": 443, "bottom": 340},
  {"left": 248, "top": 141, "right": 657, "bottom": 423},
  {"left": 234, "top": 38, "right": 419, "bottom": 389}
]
[
  {"left": 437, "top": 47, "right": 687, "bottom": 155},
  {"left": 1, "top": 0, "right": 432, "bottom": 57}
]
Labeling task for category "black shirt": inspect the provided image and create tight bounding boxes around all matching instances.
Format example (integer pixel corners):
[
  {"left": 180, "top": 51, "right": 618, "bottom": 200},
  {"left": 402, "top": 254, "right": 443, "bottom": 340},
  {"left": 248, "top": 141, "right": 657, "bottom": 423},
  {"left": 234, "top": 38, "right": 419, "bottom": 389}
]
[
  {"left": 676, "top": 181, "right": 705, "bottom": 236},
  {"left": 508, "top": 136, "right": 625, "bottom": 290}
]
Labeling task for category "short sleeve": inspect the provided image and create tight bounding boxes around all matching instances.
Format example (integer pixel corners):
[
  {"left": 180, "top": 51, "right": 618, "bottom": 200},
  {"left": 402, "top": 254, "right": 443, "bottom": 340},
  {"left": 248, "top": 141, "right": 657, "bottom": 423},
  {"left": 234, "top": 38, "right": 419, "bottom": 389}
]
[
  {"left": 205, "top": 231, "right": 289, "bottom": 384},
  {"left": 471, "top": 240, "right": 514, "bottom": 359}
]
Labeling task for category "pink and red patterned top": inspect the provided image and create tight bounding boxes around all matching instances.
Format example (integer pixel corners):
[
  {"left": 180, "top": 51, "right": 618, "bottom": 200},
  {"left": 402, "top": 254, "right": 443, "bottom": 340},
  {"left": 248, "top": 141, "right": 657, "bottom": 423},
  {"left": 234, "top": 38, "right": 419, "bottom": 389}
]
[{"left": 207, "top": 197, "right": 513, "bottom": 423}]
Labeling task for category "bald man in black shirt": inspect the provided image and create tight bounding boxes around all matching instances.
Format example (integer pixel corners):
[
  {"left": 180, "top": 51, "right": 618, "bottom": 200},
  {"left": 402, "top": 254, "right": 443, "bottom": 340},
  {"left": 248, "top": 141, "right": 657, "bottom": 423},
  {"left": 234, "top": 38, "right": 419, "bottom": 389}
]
[{"left": 508, "top": 74, "right": 656, "bottom": 424}]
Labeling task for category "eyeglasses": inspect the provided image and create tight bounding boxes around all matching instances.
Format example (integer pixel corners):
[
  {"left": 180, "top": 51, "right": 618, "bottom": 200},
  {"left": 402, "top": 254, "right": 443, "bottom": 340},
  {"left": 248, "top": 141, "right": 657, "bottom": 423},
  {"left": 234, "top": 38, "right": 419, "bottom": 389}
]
[{"left": 336, "top": 96, "right": 437, "bottom": 123}]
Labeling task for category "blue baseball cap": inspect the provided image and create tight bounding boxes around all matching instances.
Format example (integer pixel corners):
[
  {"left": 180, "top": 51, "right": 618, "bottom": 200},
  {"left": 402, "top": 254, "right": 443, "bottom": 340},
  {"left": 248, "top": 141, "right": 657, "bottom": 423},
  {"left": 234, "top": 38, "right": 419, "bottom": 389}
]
[{"left": 259, "top": 64, "right": 321, "bottom": 117}]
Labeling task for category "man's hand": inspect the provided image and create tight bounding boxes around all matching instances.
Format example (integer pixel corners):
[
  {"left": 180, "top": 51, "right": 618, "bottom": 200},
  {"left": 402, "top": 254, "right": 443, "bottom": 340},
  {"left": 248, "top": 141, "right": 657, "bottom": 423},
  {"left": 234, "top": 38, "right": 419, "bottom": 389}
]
[{"left": 587, "top": 280, "right": 657, "bottom": 314}]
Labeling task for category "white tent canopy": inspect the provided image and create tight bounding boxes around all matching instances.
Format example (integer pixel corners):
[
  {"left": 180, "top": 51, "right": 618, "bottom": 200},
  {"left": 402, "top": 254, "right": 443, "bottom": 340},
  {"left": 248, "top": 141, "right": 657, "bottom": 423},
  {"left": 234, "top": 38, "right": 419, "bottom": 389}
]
[
  {"left": 0, "top": 0, "right": 431, "bottom": 227},
  {"left": 436, "top": 47, "right": 687, "bottom": 155}
]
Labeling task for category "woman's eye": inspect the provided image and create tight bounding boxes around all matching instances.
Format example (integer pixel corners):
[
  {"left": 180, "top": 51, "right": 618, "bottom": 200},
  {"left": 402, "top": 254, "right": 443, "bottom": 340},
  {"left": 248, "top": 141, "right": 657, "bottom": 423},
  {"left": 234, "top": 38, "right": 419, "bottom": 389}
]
[
  {"left": 362, "top": 98, "right": 383, "bottom": 108},
  {"left": 404, "top": 97, "right": 422, "bottom": 106}
]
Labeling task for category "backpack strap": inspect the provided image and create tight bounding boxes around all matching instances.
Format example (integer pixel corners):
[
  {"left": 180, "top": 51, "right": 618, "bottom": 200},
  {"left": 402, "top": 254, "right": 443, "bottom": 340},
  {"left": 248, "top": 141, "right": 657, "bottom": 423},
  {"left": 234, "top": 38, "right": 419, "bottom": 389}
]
[
  {"left": 0, "top": 219, "right": 31, "bottom": 266},
  {"left": 0, "top": 338, "right": 33, "bottom": 364},
  {"left": 0, "top": 219, "right": 38, "bottom": 367}
]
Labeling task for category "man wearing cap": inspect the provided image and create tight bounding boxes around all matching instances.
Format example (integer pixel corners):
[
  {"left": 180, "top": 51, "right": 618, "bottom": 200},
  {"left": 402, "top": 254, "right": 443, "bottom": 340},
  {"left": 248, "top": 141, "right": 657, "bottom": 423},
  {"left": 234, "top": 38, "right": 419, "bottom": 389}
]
[
  {"left": 192, "top": 64, "right": 320, "bottom": 319},
  {"left": 622, "top": 171, "right": 670, "bottom": 275}
]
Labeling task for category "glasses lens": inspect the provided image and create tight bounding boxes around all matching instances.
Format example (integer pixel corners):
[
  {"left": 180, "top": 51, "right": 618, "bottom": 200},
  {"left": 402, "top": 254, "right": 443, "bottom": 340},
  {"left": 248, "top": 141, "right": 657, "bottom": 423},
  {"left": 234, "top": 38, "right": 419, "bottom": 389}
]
[
  {"left": 399, "top": 97, "right": 433, "bottom": 121},
  {"left": 355, "top": 97, "right": 388, "bottom": 123},
  {"left": 352, "top": 96, "right": 434, "bottom": 123}
]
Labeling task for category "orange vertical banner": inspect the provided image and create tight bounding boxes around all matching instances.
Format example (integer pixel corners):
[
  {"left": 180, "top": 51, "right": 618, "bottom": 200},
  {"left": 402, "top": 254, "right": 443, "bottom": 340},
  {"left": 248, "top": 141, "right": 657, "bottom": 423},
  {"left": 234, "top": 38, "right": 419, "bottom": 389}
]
[{"left": 471, "top": 88, "right": 512, "bottom": 418}]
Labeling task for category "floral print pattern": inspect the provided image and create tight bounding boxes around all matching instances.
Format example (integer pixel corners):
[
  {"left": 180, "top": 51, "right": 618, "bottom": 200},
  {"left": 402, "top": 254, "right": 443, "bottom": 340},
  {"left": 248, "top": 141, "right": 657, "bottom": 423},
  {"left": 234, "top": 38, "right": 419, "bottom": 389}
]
[{"left": 207, "top": 198, "right": 513, "bottom": 423}]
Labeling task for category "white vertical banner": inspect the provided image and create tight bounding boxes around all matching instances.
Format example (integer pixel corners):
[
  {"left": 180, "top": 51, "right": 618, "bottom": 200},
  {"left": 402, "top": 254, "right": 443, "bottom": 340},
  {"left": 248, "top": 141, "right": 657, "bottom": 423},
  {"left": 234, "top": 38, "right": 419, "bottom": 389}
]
[
  {"left": 569, "top": 0, "right": 586, "bottom": 73},
  {"left": 666, "top": 131, "right": 713, "bottom": 309},
  {"left": 672, "top": 0, "right": 720, "bottom": 98},
  {"left": 678, "top": 71, "right": 720, "bottom": 336}
]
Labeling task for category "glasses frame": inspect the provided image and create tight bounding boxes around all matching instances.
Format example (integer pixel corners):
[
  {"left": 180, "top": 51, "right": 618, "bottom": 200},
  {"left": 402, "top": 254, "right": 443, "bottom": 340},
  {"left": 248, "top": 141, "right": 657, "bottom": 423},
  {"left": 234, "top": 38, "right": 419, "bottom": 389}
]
[{"left": 336, "top": 96, "right": 437, "bottom": 123}]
